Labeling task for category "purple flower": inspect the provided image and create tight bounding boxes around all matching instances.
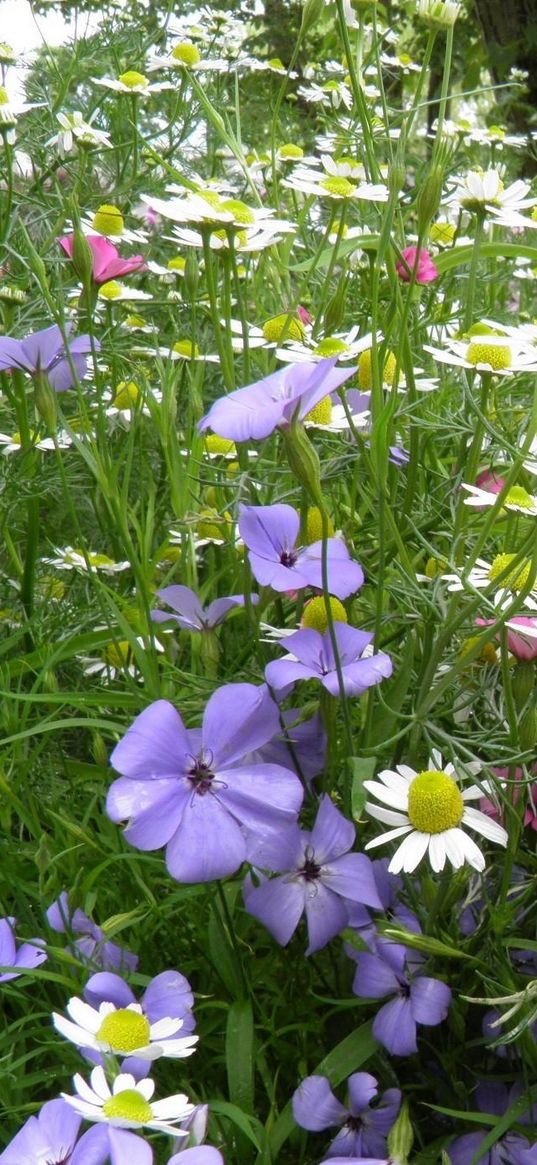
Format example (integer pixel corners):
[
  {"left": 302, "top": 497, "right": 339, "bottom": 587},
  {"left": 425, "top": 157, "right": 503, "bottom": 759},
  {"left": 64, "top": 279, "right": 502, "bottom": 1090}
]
[
  {"left": 199, "top": 358, "right": 356, "bottom": 442},
  {"left": 168, "top": 1150, "right": 224, "bottom": 1165},
  {"left": 46, "top": 892, "right": 138, "bottom": 973},
  {"left": 265, "top": 623, "right": 392, "bottom": 697},
  {"left": 448, "top": 1082, "right": 537, "bottom": 1165},
  {"left": 239, "top": 504, "right": 363, "bottom": 599},
  {"left": 352, "top": 941, "right": 451, "bottom": 1055},
  {"left": 345, "top": 858, "right": 421, "bottom": 951},
  {"left": 0, "top": 916, "right": 47, "bottom": 981},
  {"left": 71, "top": 1124, "right": 154, "bottom": 1165},
  {"left": 254, "top": 708, "right": 327, "bottom": 785},
  {"left": 0, "top": 323, "right": 99, "bottom": 392},
  {"left": 292, "top": 1072, "right": 401, "bottom": 1158},
  {"left": 0, "top": 1099, "right": 82, "bottom": 1165},
  {"left": 243, "top": 795, "right": 381, "bottom": 954},
  {"left": 150, "top": 585, "right": 257, "bottom": 631},
  {"left": 107, "top": 684, "right": 304, "bottom": 883}
]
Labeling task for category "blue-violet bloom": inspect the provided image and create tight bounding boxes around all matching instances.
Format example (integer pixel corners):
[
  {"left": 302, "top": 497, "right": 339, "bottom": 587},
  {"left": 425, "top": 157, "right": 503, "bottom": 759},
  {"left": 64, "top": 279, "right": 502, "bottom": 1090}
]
[
  {"left": 46, "top": 891, "right": 138, "bottom": 973},
  {"left": 0, "top": 916, "right": 47, "bottom": 980},
  {"left": 150, "top": 585, "right": 257, "bottom": 631},
  {"left": 0, "top": 323, "right": 99, "bottom": 391},
  {"left": 292, "top": 1071, "right": 401, "bottom": 1159},
  {"left": 265, "top": 623, "right": 392, "bottom": 697},
  {"left": 239, "top": 504, "right": 363, "bottom": 598},
  {"left": 352, "top": 940, "right": 451, "bottom": 1055}
]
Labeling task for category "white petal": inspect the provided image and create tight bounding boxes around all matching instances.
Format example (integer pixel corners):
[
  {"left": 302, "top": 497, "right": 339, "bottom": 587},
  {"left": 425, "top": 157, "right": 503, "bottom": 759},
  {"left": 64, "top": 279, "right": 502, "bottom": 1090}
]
[
  {"left": 365, "top": 825, "right": 413, "bottom": 850},
  {"left": 364, "top": 802, "right": 409, "bottom": 826},
  {"left": 151, "top": 1094, "right": 193, "bottom": 1119},
  {"left": 74, "top": 1072, "right": 103, "bottom": 1105},
  {"left": 462, "top": 806, "right": 508, "bottom": 845},
  {"left": 389, "top": 830, "right": 430, "bottom": 874},
  {"left": 428, "top": 834, "right": 447, "bottom": 872},
  {"left": 67, "top": 997, "right": 102, "bottom": 1032},
  {"left": 455, "top": 829, "right": 486, "bottom": 871},
  {"left": 113, "top": 1074, "right": 138, "bottom": 1095},
  {"left": 158, "top": 1036, "right": 198, "bottom": 1057},
  {"left": 53, "top": 1014, "right": 99, "bottom": 1050},
  {"left": 362, "top": 780, "right": 408, "bottom": 810},
  {"left": 374, "top": 769, "right": 412, "bottom": 798},
  {"left": 441, "top": 828, "right": 466, "bottom": 869},
  {"left": 395, "top": 764, "right": 418, "bottom": 781},
  {"left": 137, "top": 1077, "right": 155, "bottom": 1100},
  {"left": 149, "top": 1017, "right": 184, "bottom": 1040}
]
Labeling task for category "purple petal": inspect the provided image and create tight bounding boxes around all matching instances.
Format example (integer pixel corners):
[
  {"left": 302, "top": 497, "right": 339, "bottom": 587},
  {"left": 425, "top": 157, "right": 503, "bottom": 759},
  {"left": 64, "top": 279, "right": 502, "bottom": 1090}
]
[
  {"left": 292, "top": 1075, "right": 348, "bottom": 1131},
  {"left": 205, "top": 594, "right": 253, "bottom": 626},
  {"left": 323, "top": 854, "right": 382, "bottom": 909},
  {"left": 373, "top": 995, "right": 417, "bottom": 1055},
  {"left": 448, "top": 1132, "right": 489, "bottom": 1165},
  {"left": 310, "top": 795, "right": 355, "bottom": 862},
  {"left": 367, "top": 1087, "right": 402, "bottom": 1135},
  {"left": 47, "top": 352, "right": 89, "bottom": 392},
  {"left": 289, "top": 360, "right": 357, "bottom": 423},
  {"left": 106, "top": 778, "right": 187, "bottom": 850},
  {"left": 13, "top": 940, "right": 47, "bottom": 972},
  {"left": 142, "top": 970, "right": 194, "bottom": 1025},
  {"left": 0, "top": 919, "right": 16, "bottom": 965},
  {"left": 297, "top": 541, "right": 364, "bottom": 599},
  {"left": 21, "top": 324, "right": 64, "bottom": 371},
  {"left": 165, "top": 793, "right": 246, "bottom": 882},
  {"left": 0, "top": 337, "right": 27, "bottom": 372},
  {"left": 167, "top": 1149, "right": 224, "bottom": 1165},
  {"left": 347, "top": 1072, "right": 379, "bottom": 1115},
  {"left": 46, "top": 891, "right": 70, "bottom": 933},
  {"left": 0, "top": 1099, "right": 82, "bottom": 1165},
  {"left": 410, "top": 976, "right": 451, "bottom": 1026},
  {"left": 110, "top": 701, "right": 191, "bottom": 779},
  {"left": 199, "top": 365, "right": 292, "bottom": 441},
  {"left": 243, "top": 874, "right": 304, "bottom": 945},
  {"left": 202, "top": 683, "right": 281, "bottom": 766},
  {"left": 322, "top": 654, "right": 393, "bottom": 698},
  {"left": 244, "top": 822, "right": 302, "bottom": 871},
  {"left": 304, "top": 882, "right": 349, "bottom": 953},
  {"left": 265, "top": 658, "right": 319, "bottom": 689},
  {"left": 239, "top": 502, "right": 299, "bottom": 559},
  {"left": 84, "top": 972, "right": 134, "bottom": 1009},
  {"left": 220, "top": 763, "right": 303, "bottom": 836},
  {"left": 152, "top": 586, "right": 205, "bottom": 631},
  {"left": 352, "top": 952, "right": 399, "bottom": 999}
]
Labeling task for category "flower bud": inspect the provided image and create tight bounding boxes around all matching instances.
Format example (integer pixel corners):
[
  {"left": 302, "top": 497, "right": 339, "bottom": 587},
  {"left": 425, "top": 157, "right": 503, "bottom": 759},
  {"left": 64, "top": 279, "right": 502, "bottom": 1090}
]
[
  {"left": 33, "top": 369, "right": 57, "bottom": 433},
  {"left": 387, "top": 1100, "right": 413, "bottom": 1164},
  {"left": 416, "top": 161, "right": 445, "bottom": 234},
  {"left": 511, "top": 661, "right": 536, "bottom": 708},
  {"left": 183, "top": 252, "right": 199, "bottom": 299},
  {"left": 301, "top": 0, "right": 324, "bottom": 35},
  {"left": 519, "top": 708, "right": 537, "bottom": 751},
  {"left": 282, "top": 421, "right": 323, "bottom": 507}
]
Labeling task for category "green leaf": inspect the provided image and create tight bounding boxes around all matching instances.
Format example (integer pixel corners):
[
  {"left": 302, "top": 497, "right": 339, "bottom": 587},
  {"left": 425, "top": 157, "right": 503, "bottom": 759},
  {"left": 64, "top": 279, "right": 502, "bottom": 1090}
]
[
  {"left": 348, "top": 756, "right": 377, "bottom": 820},
  {"left": 211, "top": 1100, "right": 263, "bottom": 1150},
  {"left": 226, "top": 1000, "right": 255, "bottom": 1114}
]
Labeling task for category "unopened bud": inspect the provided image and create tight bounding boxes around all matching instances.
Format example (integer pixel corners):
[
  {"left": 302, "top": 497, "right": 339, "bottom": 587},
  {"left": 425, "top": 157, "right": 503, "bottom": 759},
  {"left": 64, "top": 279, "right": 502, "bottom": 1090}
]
[
  {"left": 183, "top": 252, "right": 199, "bottom": 299},
  {"left": 282, "top": 421, "right": 323, "bottom": 506},
  {"left": 511, "top": 661, "right": 536, "bottom": 709},
  {"left": 519, "top": 708, "right": 537, "bottom": 751},
  {"left": 322, "top": 278, "right": 348, "bottom": 334},
  {"left": 387, "top": 1100, "right": 413, "bottom": 1165},
  {"left": 71, "top": 227, "right": 95, "bottom": 288},
  {"left": 301, "top": 0, "right": 324, "bottom": 35},
  {"left": 33, "top": 370, "right": 57, "bottom": 433},
  {"left": 91, "top": 731, "right": 109, "bottom": 768},
  {"left": 416, "top": 162, "right": 445, "bottom": 234}
]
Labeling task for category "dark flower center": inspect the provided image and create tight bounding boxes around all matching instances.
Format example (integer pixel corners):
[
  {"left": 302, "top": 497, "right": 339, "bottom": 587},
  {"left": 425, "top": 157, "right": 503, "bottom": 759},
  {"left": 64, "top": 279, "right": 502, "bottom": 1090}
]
[
  {"left": 279, "top": 548, "right": 298, "bottom": 568},
  {"left": 47, "top": 1151, "right": 74, "bottom": 1165},
  {"left": 188, "top": 756, "right": 216, "bottom": 795},
  {"left": 397, "top": 978, "right": 411, "bottom": 999},
  {"left": 298, "top": 846, "right": 321, "bottom": 882},
  {"left": 346, "top": 1114, "right": 365, "bottom": 1131}
]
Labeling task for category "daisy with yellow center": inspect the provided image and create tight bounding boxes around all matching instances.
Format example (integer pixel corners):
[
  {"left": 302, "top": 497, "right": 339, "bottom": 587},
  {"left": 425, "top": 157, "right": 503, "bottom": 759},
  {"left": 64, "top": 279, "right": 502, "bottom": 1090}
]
[
  {"left": 281, "top": 168, "right": 388, "bottom": 202},
  {"left": 62, "top": 1066, "right": 194, "bottom": 1135},
  {"left": 425, "top": 330, "right": 537, "bottom": 377},
  {"left": 364, "top": 749, "right": 507, "bottom": 873},
  {"left": 54, "top": 997, "right": 197, "bottom": 1061},
  {"left": 442, "top": 553, "right": 537, "bottom": 612},
  {"left": 462, "top": 483, "right": 537, "bottom": 516},
  {"left": 92, "top": 72, "right": 174, "bottom": 96}
]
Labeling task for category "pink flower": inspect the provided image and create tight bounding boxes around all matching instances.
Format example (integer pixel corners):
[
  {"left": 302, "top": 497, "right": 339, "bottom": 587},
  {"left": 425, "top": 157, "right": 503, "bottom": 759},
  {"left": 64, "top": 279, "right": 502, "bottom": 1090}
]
[
  {"left": 475, "top": 468, "right": 506, "bottom": 495},
  {"left": 395, "top": 246, "right": 438, "bottom": 284},
  {"left": 297, "top": 304, "right": 313, "bottom": 325},
  {"left": 476, "top": 616, "right": 537, "bottom": 662},
  {"left": 59, "top": 234, "right": 146, "bottom": 285},
  {"left": 481, "top": 767, "right": 537, "bottom": 831}
]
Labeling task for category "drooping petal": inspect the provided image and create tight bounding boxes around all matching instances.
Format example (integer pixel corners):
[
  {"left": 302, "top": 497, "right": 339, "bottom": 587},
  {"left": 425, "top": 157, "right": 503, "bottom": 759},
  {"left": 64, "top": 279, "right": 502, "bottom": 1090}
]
[
  {"left": 373, "top": 995, "right": 417, "bottom": 1055},
  {"left": 142, "top": 970, "right": 194, "bottom": 1026},
  {"left": 292, "top": 1075, "right": 348, "bottom": 1131},
  {"left": 352, "top": 952, "right": 399, "bottom": 999},
  {"left": 107, "top": 778, "right": 188, "bottom": 850},
  {"left": 84, "top": 973, "right": 135, "bottom": 1010},
  {"left": 151, "top": 586, "right": 205, "bottom": 630},
  {"left": 304, "top": 881, "right": 349, "bottom": 953},
  {"left": 310, "top": 795, "right": 355, "bottom": 862},
  {"left": 243, "top": 874, "right": 304, "bottom": 945}
]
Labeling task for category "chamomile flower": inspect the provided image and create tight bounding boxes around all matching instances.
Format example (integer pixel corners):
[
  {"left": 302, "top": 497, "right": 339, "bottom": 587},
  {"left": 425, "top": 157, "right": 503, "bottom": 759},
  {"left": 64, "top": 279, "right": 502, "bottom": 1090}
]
[
  {"left": 446, "top": 168, "right": 537, "bottom": 228},
  {"left": 48, "top": 111, "right": 113, "bottom": 154},
  {"left": 276, "top": 327, "right": 374, "bottom": 365},
  {"left": 364, "top": 750, "right": 508, "bottom": 874},
  {"left": 42, "top": 547, "right": 131, "bottom": 573},
  {"left": 0, "top": 430, "right": 72, "bottom": 455},
  {"left": 92, "top": 71, "right": 174, "bottom": 96},
  {"left": 425, "top": 335, "right": 537, "bottom": 376},
  {"left": 462, "top": 483, "right": 537, "bottom": 516},
  {"left": 442, "top": 553, "right": 537, "bottom": 612},
  {"left": 54, "top": 996, "right": 197, "bottom": 1061},
  {"left": 281, "top": 168, "right": 388, "bottom": 202},
  {"left": 62, "top": 1066, "right": 194, "bottom": 1135},
  {"left": 97, "top": 282, "right": 153, "bottom": 303}
]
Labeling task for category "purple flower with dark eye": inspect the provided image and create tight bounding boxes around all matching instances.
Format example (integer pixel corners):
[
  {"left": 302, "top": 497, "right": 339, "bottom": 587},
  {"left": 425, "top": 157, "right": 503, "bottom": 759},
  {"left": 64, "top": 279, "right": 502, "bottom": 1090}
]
[
  {"left": 292, "top": 1071, "right": 401, "bottom": 1159},
  {"left": 0, "top": 323, "right": 99, "bottom": 392},
  {"left": 243, "top": 795, "right": 381, "bottom": 954},
  {"left": 265, "top": 623, "right": 392, "bottom": 697},
  {"left": 150, "top": 585, "right": 257, "bottom": 631},
  {"left": 107, "top": 684, "right": 303, "bottom": 884},
  {"left": 448, "top": 1081, "right": 537, "bottom": 1165},
  {"left": 0, "top": 916, "right": 47, "bottom": 981},
  {"left": 0, "top": 1099, "right": 81, "bottom": 1165},
  {"left": 239, "top": 504, "right": 363, "bottom": 599},
  {"left": 46, "top": 892, "right": 138, "bottom": 973},
  {"left": 352, "top": 941, "right": 451, "bottom": 1055},
  {"left": 199, "top": 358, "right": 356, "bottom": 442}
]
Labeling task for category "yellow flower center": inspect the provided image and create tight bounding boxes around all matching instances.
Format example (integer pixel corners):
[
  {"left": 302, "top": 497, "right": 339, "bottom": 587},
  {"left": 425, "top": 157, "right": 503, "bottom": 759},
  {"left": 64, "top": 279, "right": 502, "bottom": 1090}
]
[
  {"left": 319, "top": 177, "right": 357, "bottom": 198},
  {"left": 99, "top": 281, "right": 123, "bottom": 300},
  {"left": 358, "top": 349, "right": 398, "bottom": 390},
  {"left": 0, "top": 86, "right": 8, "bottom": 105},
  {"left": 102, "top": 641, "right": 133, "bottom": 669},
  {"left": 304, "top": 397, "right": 333, "bottom": 425},
  {"left": 102, "top": 1089, "right": 153, "bottom": 1124},
  {"left": 87, "top": 552, "right": 116, "bottom": 568},
  {"left": 113, "top": 381, "right": 140, "bottom": 408},
  {"left": 302, "top": 596, "right": 347, "bottom": 633},
  {"left": 173, "top": 340, "right": 199, "bottom": 359},
  {"left": 204, "top": 435, "right": 236, "bottom": 456},
  {"left": 213, "top": 227, "right": 248, "bottom": 247},
  {"left": 331, "top": 218, "right": 348, "bottom": 238},
  {"left": 118, "top": 71, "right": 148, "bottom": 89},
  {"left": 488, "top": 553, "right": 532, "bottom": 591},
  {"left": 304, "top": 506, "right": 334, "bottom": 543},
  {"left": 268, "top": 57, "right": 285, "bottom": 70},
  {"left": 458, "top": 636, "right": 498, "bottom": 665},
  {"left": 97, "top": 1008, "right": 150, "bottom": 1052},
  {"left": 199, "top": 190, "right": 224, "bottom": 209},
  {"left": 466, "top": 342, "right": 511, "bottom": 370},
  {"left": 430, "top": 221, "right": 455, "bottom": 246},
  {"left": 261, "top": 315, "right": 305, "bottom": 343},
  {"left": 92, "top": 204, "right": 124, "bottom": 236},
  {"left": 0, "top": 44, "right": 15, "bottom": 64},
  {"left": 504, "top": 486, "right": 535, "bottom": 510},
  {"left": 167, "top": 256, "right": 186, "bottom": 272},
  {"left": 220, "top": 199, "right": 255, "bottom": 225},
  {"left": 313, "top": 337, "right": 349, "bottom": 357},
  {"left": 425, "top": 555, "right": 447, "bottom": 579},
  {"left": 279, "top": 143, "right": 304, "bottom": 159},
  {"left": 197, "top": 508, "right": 231, "bottom": 540},
  {"left": 171, "top": 41, "right": 201, "bottom": 65},
  {"left": 407, "top": 769, "right": 464, "bottom": 833}
]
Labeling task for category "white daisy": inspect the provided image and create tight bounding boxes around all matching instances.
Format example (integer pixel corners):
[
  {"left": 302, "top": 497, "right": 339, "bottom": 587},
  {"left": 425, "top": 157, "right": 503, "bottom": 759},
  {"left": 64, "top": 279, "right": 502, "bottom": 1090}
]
[
  {"left": 442, "top": 552, "right": 537, "bottom": 610},
  {"left": 445, "top": 168, "right": 537, "bottom": 228},
  {"left": 424, "top": 335, "right": 537, "bottom": 376},
  {"left": 364, "top": 749, "right": 508, "bottom": 874},
  {"left": 92, "top": 71, "right": 174, "bottom": 96},
  {"left": 42, "top": 547, "right": 131, "bottom": 574},
  {"left": 281, "top": 168, "right": 388, "bottom": 202},
  {"left": 54, "top": 997, "right": 197, "bottom": 1061},
  {"left": 62, "top": 1066, "right": 194, "bottom": 1135},
  {"left": 47, "top": 111, "right": 113, "bottom": 154},
  {"left": 461, "top": 483, "right": 537, "bottom": 516},
  {"left": 0, "top": 431, "right": 72, "bottom": 455}
]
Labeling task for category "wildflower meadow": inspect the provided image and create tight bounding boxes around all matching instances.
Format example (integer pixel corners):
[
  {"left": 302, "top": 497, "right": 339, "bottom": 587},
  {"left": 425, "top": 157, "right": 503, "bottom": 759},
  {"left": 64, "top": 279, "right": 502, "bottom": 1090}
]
[{"left": 1, "top": 0, "right": 537, "bottom": 1162}]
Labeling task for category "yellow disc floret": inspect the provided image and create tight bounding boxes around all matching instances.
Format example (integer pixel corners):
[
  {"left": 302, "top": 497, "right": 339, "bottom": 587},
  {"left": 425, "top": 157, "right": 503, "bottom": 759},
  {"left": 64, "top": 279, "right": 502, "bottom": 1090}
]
[
  {"left": 204, "top": 435, "right": 236, "bottom": 456},
  {"left": 99, "top": 281, "right": 123, "bottom": 300},
  {"left": 197, "top": 508, "right": 231, "bottom": 541},
  {"left": 92, "top": 204, "right": 124, "bottom": 236},
  {"left": 103, "top": 1089, "right": 153, "bottom": 1124},
  {"left": 102, "top": 641, "right": 133, "bottom": 669},
  {"left": 319, "top": 177, "right": 357, "bottom": 198},
  {"left": 113, "top": 381, "right": 140, "bottom": 409},
  {"left": 167, "top": 256, "right": 186, "bottom": 272},
  {"left": 407, "top": 769, "right": 464, "bottom": 833},
  {"left": 304, "top": 506, "right": 334, "bottom": 544},
  {"left": 504, "top": 486, "right": 535, "bottom": 510},
  {"left": 118, "top": 71, "right": 148, "bottom": 89},
  {"left": 304, "top": 397, "right": 333, "bottom": 425},
  {"left": 97, "top": 1008, "right": 150, "bottom": 1053},
  {"left": 173, "top": 340, "right": 200, "bottom": 359},
  {"left": 171, "top": 41, "right": 201, "bottom": 66},
  {"left": 220, "top": 199, "right": 256, "bottom": 225},
  {"left": 262, "top": 314, "right": 305, "bottom": 343},
  {"left": 358, "top": 349, "right": 398, "bottom": 390},
  {"left": 313, "top": 337, "right": 349, "bottom": 357},
  {"left": 466, "top": 342, "right": 511, "bottom": 370},
  {"left": 302, "top": 596, "right": 347, "bottom": 633},
  {"left": 488, "top": 553, "right": 532, "bottom": 591},
  {"left": 278, "top": 143, "right": 304, "bottom": 160}
]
